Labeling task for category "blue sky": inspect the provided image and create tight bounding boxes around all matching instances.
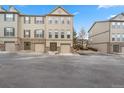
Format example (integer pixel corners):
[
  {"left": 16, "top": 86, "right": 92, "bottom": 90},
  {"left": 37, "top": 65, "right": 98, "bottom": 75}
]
[{"left": 2, "top": 5, "right": 124, "bottom": 33}]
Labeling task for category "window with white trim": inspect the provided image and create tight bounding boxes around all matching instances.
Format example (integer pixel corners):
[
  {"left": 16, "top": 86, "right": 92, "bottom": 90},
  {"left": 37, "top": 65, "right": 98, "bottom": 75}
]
[
  {"left": 5, "top": 14, "right": 15, "bottom": 22},
  {"left": 49, "top": 31, "right": 52, "bottom": 38},
  {"left": 34, "top": 29, "right": 44, "bottom": 38},
  {"left": 4, "top": 27, "right": 15, "bottom": 37},
  {"left": 24, "top": 17, "right": 30, "bottom": 24},
  {"left": 24, "top": 30, "right": 30, "bottom": 38},
  {"left": 67, "top": 31, "right": 71, "bottom": 38},
  {"left": 35, "top": 17, "right": 44, "bottom": 24},
  {"left": 55, "top": 31, "right": 59, "bottom": 38}
]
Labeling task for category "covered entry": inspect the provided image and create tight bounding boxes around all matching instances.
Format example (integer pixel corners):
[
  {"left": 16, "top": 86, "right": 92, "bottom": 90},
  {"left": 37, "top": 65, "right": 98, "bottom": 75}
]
[
  {"left": 50, "top": 42, "right": 57, "bottom": 51},
  {"left": 35, "top": 44, "right": 44, "bottom": 53},
  {"left": 5, "top": 42, "right": 15, "bottom": 51},
  {"left": 113, "top": 45, "right": 119, "bottom": 52},
  {"left": 60, "top": 44, "right": 71, "bottom": 53},
  {"left": 24, "top": 42, "right": 31, "bottom": 50}
]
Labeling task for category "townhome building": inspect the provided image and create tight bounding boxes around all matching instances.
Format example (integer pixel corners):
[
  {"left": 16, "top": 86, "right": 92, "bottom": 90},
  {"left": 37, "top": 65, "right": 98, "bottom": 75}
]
[
  {"left": 0, "top": 6, "right": 74, "bottom": 53},
  {"left": 88, "top": 13, "right": 124, "bottom": 53}
]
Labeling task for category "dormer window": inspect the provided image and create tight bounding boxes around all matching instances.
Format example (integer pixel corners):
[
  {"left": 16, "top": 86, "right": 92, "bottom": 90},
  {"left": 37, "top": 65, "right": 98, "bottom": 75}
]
[{"left": 5, "top": 14, "right": 15, "bottom": 22}]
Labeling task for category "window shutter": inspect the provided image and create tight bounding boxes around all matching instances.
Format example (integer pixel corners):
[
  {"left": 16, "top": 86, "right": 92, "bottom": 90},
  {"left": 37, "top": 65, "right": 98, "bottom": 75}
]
[
  {"left": 13, "top": 28, "right": 15, "bottom": 36},
  {"left": 24, "top": 30, "right": 25, "bottom": 37},
  {"left": 4, "top": 14, "right": 6, "bottom": 21},
  {"left": 4, "top": 28, "right": 6, "bottom": 36}
]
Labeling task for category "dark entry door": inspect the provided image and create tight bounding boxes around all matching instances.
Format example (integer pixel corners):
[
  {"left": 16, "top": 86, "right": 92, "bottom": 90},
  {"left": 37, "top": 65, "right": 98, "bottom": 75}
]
[
  {"left": 50, "top": 42, "right": 57, "bottom": 51},
  {"left": 113, "top": 45, "right": 119, "bottom": 52},
  {"left": 24, "top": 42, "right": 31, "bottom": 50}
]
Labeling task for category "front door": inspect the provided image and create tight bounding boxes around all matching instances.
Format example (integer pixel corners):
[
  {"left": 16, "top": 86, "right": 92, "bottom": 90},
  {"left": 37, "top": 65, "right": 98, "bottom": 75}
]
[
  {"left": 113, "top": 45, "right": 119, "bottom": 52},
  {"left": 24, "top": 42, "right": 31, "bottom": 50},
  {"left": 50, "top": 42, "right": 57, "bottom": 51}
]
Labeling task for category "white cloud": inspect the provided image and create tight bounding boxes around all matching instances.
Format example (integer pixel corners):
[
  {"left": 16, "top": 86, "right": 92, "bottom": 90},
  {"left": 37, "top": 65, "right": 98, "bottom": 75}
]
[
  {"left": 98, "top": 5, "right": 119, "bottom": 9},
  {"left": 73, "top": 11, "right": 79, "bottom": 15},
  {"left": 107, "top": 14, "right": 116, "bottom": 19}
]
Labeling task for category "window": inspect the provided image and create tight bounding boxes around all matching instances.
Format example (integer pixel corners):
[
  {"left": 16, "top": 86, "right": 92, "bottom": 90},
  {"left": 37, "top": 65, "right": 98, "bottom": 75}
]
[
  {"left": 54, "top": 17, "right": 58, "bottom": 24},
  {"left": 121, "top": 34, "right": 124, "bottom": 41},
  {"left": 24, "top": 17, "right": 30, "bottom": 24},
  {"left": 4, "top": 27, "right": 15, "bottom": 37},
  {"left": 5, "top": 14, "right": 14, "bottom": 21},
  {"left": 61, "top": 32, "right": 64, "bottom": 38},
  {"left": 112, "top": 34, "right": 116, "bottom": 41},
  {"left": 117, "top": 34, "right": 121, "bottom": 41},
  {"left": 55, "top": 31, "right": 58, "bottom": 38},
  {"left": 48, "top": 17, "right": 52, "bottom": 24},
  {"left": 49, "top": 31, "right": 52, "bottom": 38},
  {"left": 35, "top": 17, "right": 44, "bottom": 24},
  {"left": 67, "top": 17, "right": 70, "bottom": 24},
  {"left": 61, "top": 17, "right": 64, "bottom": 24},
  {"left": 67, "top": 31, "right": 71, "bottom": 38},
  {"left": 34, "top": 29, "right": 44, "bottom": 38},
  {"left": 24, "top": 30, "right": 30, "bottom": 38}
]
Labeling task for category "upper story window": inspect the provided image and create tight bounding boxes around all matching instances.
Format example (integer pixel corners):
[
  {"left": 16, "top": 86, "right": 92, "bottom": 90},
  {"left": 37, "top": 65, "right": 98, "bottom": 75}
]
[
  {"left": 35, "top": 17, "right": 44, "bottom": 24},
  {"left": 112, "top": 34, "right": 116, "bottom": 41},
  {"left": 61, "top": 32, "right": 64, "bottom": 38},
  {"left": 122, "top": 34, "right": 124, "bottom": 41},
  {"left": 34, "top": 29, "right": 44, "bottom": 38},
  {"left": 117, "top": 34, "right": 121, "bottom": 41},
  {"left": 61, "top": 17, "right": 64, "bottom": 24},
  {"left": 48, "top": 17, "right": 52, "bottom": 24},
  {"left": 5, "top": 14, "right": 15, "bottom": 22},
  {"left": 54, "top": 17, "right": 59, "bottom": 24},
  {"left": 4, "top": 27, "right": 15, "bottom": 37},
  {"left": 24, "top": 30, "right": 30, "bottom": 38},
  {"left": 24, "top": 17, "right": 30, "bottom": 24},
  {"left": 67, "top": 17, "right": 71, "bottom": 25},
  {"left": 67, "top": 31, "right": 71, "bottom": 39},
  {"left": 55, "top": 31, "right": 59, "bottom": 38},
  {"left": 49, "top": 31, "right": 52, "bottom": 38},
  {"left": 111, "top": 22, "right": 124, "bottom": 29}
]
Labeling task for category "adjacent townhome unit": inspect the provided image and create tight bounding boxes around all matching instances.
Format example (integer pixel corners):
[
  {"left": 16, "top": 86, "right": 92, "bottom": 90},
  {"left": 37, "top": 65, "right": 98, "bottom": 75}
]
[
  {"left": 0, "top": 6, "right": 74, "bottom": 53},
  {"left": 88, "top": 13, "right": 124, "bottom": 53}
]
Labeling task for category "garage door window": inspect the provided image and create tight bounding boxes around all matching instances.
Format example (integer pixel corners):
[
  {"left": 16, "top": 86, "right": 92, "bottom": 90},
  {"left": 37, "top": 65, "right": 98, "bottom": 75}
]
[{"left": 4, "top": 27, "right": 15, "bottom": 37}]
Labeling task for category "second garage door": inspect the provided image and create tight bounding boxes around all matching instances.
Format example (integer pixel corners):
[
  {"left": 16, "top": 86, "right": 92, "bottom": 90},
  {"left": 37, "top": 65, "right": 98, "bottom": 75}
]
[
  {"left": 35, "top": 44, "right": 44, "bottom": 53},
  {"left": 5, "top": 42, "right": 15, "bottom": 51},
  {"left": 60, "top": 44, "right": 71, "bottom": 53}
]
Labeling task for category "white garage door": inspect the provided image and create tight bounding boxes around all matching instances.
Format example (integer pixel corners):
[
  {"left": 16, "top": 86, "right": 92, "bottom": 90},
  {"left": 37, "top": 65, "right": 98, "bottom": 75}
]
[
  {"left": 60, "top": 44, "right": 71, "bottom": 53},
  {"left": 122, "top": 47, "right": 124, "bottom": 53},
  {"left": 5, "top": 43, "right": 15, "bottom": 51},
  {"left": 35, "top": 44, "right": 44, "bottom": 53}
]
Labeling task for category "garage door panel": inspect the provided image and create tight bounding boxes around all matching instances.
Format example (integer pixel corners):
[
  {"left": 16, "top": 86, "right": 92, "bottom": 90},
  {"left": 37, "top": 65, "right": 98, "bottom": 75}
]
[
  {"left": 61, "top": 44, "right": 71, "bottom": 53},
  {"left": 35, "top": 44, "right": 44, "bottom": 53},
  {"left": 5, "top": 43, "right": 15, "bottom": 51}
]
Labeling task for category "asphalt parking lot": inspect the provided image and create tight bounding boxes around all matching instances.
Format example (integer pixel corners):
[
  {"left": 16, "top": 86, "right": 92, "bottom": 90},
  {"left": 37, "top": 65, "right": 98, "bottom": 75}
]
[{"left": 0, "top": 53, "right": 124, "bottom": 88}]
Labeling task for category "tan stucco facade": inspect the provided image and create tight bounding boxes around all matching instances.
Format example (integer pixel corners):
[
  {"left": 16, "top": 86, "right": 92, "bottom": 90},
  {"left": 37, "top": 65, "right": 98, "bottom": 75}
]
[{"left": 0, "top": 6, "right": 74, "bottom": 53}]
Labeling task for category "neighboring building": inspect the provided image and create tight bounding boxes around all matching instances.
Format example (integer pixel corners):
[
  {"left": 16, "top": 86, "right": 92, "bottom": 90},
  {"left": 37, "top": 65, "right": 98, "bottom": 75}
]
[
  {"left": 0, "top": 6, "right": 74, "bottom": 53},
  {"left": 88, "top": 13, "right": 124, "bottom": 53}
]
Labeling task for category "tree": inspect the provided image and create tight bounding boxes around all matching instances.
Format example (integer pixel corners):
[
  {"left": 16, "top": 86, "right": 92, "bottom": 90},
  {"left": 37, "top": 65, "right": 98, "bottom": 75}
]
[
  {"left": 73, "top": 29, "right": 78, "bottom": 49},
  {"left": 77, "top": 27, "right": 87, "bottom": 49}
]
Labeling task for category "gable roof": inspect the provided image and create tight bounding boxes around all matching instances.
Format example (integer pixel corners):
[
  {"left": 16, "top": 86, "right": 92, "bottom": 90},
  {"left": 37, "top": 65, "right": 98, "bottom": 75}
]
[
  {"left": 8, "top": 6, "right": 20, "bottom": 13},
  {"left": 47, "top": 6, "right": 74, "bottom": 16},
  {"left": 0, "top": 5, "right": 6, "bottom": 12}
]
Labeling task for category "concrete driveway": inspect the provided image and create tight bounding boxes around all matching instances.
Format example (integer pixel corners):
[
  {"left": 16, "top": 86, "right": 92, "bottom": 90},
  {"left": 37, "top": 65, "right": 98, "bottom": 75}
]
[{"left": 0, "top": 53, "right": 124, "bottom": 88}]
